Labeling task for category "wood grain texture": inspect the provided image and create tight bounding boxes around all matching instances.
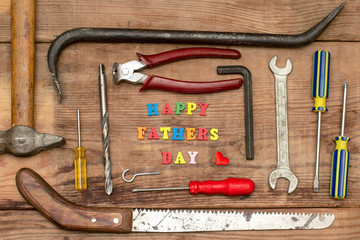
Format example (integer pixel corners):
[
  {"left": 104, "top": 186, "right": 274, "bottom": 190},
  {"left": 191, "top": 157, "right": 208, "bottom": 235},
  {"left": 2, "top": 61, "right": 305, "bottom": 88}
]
[
  {"left": 0, "top": 208, "right": 359, "bottom": 239},
  {"left": 0, "top": 0, "right": 358, "bottom": 43},
  {"left": 10, "top": 0, "right": 35, "bottom": 127},
  {"left": 0, "top": 0, "right": 360, "bottom": 238}
]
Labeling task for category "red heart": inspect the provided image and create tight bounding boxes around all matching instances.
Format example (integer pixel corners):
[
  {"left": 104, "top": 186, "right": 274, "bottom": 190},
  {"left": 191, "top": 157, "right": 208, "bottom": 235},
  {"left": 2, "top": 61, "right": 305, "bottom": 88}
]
[{"left": 215, "top": 152, "right": 229, "bottom": 166}]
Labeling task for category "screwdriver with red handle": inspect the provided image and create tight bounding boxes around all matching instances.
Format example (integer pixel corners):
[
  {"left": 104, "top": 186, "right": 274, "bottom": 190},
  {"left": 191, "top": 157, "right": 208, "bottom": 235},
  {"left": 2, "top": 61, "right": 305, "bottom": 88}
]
[{"left": 132, "top": 178, "right": 255, "bottom": 196}]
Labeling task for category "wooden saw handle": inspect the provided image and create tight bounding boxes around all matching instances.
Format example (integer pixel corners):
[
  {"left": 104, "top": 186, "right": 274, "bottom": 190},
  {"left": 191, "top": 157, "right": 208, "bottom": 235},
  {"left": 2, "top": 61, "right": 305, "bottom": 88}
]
[
  {"left": 11, "top": 0, "right": 35, "bottom": 127},
  {"left": 16, "top": 168, "right": 133, "bottom": 232}
]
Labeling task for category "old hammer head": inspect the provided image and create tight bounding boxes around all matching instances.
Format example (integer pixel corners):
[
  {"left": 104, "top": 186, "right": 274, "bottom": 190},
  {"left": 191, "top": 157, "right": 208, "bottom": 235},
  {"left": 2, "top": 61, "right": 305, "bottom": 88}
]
[
  {"left": 5, "top": 0, "right": 65, "bottom": 157},
  {"left": 0, "top": 126, "right": 65, "bottom": 157}
]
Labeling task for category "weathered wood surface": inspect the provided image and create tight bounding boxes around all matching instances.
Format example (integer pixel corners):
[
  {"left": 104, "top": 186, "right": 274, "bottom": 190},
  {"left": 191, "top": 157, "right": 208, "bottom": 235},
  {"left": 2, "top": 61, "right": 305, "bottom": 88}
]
[{"left": 1, "top": 0, "right": 359, "bottom": 239}]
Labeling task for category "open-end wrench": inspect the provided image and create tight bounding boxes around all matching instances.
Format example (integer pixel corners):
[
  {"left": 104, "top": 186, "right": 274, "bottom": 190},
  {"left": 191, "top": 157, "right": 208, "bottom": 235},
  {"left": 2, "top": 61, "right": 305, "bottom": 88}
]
[{"left": 268, "top": 56, "right": 298, "bottom": 194}]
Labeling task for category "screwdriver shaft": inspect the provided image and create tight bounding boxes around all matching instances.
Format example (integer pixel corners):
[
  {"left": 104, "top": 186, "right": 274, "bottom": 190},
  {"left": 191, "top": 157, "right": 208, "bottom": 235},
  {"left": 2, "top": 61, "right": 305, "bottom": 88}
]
[
  {"left": 133, "top": 187, "right": 189, "bottom": 192},
  {"left": 314, "top": 111, "right": 321, "bottom": 192},
  {"left": 99, "top": 64, "right": 113, "bottom": 195},
  {"left": 341, "top": 81, "right": 348, "bottom": 136},
  {"left": 77, "top": 109, "right": 81, "bottom": 147}
]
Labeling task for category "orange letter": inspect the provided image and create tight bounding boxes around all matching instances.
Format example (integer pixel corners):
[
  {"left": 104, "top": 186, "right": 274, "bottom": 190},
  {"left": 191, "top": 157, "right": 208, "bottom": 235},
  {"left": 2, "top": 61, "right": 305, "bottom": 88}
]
[
  {"left": 137, "top": 127, "right": 146, "bottom": 140},
  {"left": 186, "top": 128, "right": 196, "bottom": 140}
]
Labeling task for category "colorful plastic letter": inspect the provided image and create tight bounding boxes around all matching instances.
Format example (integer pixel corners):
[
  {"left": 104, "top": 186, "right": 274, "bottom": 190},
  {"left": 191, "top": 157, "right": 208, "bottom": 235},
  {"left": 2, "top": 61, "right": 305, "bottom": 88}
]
[
  {"left": 197, "top": 128, "right": 208, "bottom": 141},
  {"left": 198, "top": 103, "right": 209, "bottom": 116},
  {"left": 210, "top": 128, "right": 219, "bottom": 141},
  {"left": 188, "top": 151, "right": 198, "bottom": 164},
  {"left": 147, "top": 127, "right": 160, "bottom": 140},
  {"left": 175, "top": 102, "right": 186, "bottom": 115},
  {"left": 137, "top": 127, "right": 146, "bottom": 140},
  {"left": 160, "top": 127, "right": 171, "bottom": 140},
  {"left": 172, "top": 128, "right": 184, "bottom": 140},
  {"left": 161, "top": 103, "right": 173, "bottom": 115},
  {"left": 162, "top": 152, "right": 172, "bottom": 164},
  {"left": 187, "top": 102, "right": 197, "bottom": 115},
  {"left": 186, "top": 128, "right": 196, "bottom": 140},
  {"left": 147, "top": 103, "right": 159, "bottom": 116},
  {"left": 174, "top": 152, "right": 186, "bottom": 164}
]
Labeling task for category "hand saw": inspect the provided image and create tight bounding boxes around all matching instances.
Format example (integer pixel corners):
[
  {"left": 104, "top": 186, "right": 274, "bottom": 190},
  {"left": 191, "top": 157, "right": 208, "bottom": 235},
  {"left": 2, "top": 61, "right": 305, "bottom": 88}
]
[{"left": 16, "top": 168, "right": 334, "bottom": 232}]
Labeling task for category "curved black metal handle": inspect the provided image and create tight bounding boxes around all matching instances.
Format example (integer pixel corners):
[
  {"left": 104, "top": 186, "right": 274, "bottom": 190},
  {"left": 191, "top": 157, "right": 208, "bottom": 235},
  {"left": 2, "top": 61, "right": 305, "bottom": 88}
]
[{"left": 48, "top": 2, "right": 345, "bottom": 102}]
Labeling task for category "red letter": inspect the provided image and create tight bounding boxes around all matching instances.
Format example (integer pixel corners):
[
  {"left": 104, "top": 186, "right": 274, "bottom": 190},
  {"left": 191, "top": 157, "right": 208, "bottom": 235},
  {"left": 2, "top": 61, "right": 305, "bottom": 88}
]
[
  {"left": 162, "top": 152, "right": 172, "bottom": 164},
  {"left": 197, "top": 128, "right": 208, "bottom": 141},
  {"left": 198, "top": 103, "right": 209, "bottom": 116},
  {"left": 161, "top": 103, "right": 173, "bottom": 115},
  {"left": 147, "top": 127, "right": 160, "bottom": 140}
]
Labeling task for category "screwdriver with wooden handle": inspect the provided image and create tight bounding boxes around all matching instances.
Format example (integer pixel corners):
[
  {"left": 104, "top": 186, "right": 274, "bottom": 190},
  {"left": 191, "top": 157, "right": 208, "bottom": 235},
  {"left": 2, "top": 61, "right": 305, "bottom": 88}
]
[
  {"left": 132, "top": 178, "right": 255, "bottom": 196},
  {"left": 312, "top": 50, "right": 331, "bottom": 193},
  {"left": 330, "top": 81, "right": 350, "bottom": 199},
  {"left": 74, "top": 109, "right": 87, "bottom": 190}
]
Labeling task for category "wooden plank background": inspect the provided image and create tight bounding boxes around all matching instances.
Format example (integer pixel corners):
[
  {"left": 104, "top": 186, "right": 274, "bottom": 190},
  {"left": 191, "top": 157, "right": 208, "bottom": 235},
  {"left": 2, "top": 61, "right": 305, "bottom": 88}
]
[{"left": 1, "top": 0, "right": 359, "bottom": 239}]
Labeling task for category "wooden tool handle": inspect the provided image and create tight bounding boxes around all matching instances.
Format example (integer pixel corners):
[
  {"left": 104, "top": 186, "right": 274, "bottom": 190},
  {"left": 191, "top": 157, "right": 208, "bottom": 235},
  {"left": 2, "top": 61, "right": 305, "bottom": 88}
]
[
  {"left": 16, "top": 168, "right": 133, "bottom": 232},
  {"left": 11, "top": 0, "right": 35, "bottom": 127}
]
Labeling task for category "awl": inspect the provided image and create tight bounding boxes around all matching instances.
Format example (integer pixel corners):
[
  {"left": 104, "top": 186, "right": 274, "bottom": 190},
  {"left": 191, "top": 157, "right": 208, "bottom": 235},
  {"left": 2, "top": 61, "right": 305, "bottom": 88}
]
[{"left": 16, "top": 168, "right": 335, "bottom": 233}]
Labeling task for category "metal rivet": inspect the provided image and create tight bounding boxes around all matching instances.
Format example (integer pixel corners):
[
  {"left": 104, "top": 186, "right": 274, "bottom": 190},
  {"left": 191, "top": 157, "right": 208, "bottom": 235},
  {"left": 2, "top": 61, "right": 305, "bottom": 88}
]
[
  {"left": 91, "top": 218, "right": 97, "bottom": 223},
  {"left": 121, "top": 68, "right": 129, "bottom": 75},
  {"left": 113, "top": 218, "right": 119, "bottom": 224}
]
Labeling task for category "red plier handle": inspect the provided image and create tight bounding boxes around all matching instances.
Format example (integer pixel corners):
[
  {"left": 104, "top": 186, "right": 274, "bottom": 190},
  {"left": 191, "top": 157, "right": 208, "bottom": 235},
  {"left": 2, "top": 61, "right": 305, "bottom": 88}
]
[
  {"left": 137, "top": 47, "right": 240, "bottom": 67},
  {"left": 113, "top": 47, "right": 243, "bottom": 94}
]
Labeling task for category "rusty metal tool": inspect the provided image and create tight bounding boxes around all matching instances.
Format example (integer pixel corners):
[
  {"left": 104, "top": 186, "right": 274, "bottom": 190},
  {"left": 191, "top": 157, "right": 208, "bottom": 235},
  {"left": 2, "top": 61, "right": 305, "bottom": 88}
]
[
  {"left": 16, "top": 168, "right": 335, "bottom": 232},
  {"left": 113, "top": 47, "right": 243, "bottom": 93},
  {"left": 47, "top": 2, "right": 345, "bottom": 102},
  {"left": 99, "top": 64, "right": 113, "bottom": 195},
  {"left": 268, "top": 56, "right": 298, "bottom": 194},
  {"left": 217, "top": 65, "right": 253, "bottom": 160},
  {"left": 1, "top": 0, "right": 65, "bottom": 156}
]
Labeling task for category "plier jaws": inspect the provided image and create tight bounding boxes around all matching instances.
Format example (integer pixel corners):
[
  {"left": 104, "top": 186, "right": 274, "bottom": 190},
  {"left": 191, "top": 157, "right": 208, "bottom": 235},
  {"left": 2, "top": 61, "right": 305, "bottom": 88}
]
[{"left": 113, "top": 60, "right": 147, "bottom": 84}]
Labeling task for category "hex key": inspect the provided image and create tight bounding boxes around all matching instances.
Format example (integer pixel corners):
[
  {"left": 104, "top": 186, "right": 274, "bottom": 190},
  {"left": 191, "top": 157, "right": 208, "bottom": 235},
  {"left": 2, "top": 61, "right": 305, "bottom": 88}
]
[{"left": 217, "top": 66, "right": 253, "bottom": 160}]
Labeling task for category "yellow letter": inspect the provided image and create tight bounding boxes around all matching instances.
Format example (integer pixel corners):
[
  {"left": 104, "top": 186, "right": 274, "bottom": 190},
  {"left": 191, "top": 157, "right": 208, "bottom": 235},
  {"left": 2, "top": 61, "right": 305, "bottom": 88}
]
[
  {"left": 174, "top": 152, "right": 187, "bottom": 164},
  {"left": 187, "top": 102, "right": 197, "bottom": 115},
  {"left": 160, "top": 127, "right": 171, "bottom": 140},
  {"left": 210, "top": 128, "right": 219, "bottom": 141}
]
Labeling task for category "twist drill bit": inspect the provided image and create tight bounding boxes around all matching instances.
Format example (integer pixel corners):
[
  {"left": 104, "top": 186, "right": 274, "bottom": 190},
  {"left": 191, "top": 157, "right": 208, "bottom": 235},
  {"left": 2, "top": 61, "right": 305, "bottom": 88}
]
[{"left": 99, "top": 64, "right": 113, "bottom": 195}]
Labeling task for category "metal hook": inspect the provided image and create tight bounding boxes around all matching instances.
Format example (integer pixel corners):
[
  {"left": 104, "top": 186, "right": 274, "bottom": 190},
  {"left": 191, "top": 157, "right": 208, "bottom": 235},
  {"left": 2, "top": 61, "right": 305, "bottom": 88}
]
[{"left": 121, "top": 169, "right": 160, "bottom": 183}]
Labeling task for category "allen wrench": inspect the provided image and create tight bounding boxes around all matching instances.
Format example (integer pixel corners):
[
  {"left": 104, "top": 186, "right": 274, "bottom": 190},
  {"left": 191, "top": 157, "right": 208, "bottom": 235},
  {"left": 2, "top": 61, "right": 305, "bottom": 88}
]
[{"left": 217, "top": 66, "right": 254, "bottom": 160}]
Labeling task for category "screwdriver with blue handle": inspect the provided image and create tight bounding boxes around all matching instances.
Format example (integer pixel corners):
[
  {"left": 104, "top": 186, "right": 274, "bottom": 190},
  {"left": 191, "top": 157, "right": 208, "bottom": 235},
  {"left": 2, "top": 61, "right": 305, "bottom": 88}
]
[
  {"left": 312, "top": 50, "right": 331, "bottom": 193},
  {"left": 330, "top": 81, "right": 350, "bottom": 199}
]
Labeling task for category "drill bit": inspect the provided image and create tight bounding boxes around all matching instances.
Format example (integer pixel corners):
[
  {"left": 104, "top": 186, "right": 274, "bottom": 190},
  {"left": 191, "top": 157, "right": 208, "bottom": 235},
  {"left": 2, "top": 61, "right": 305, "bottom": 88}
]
[{"left": 99, "top": 64, "right": 113, "bottom": 195}]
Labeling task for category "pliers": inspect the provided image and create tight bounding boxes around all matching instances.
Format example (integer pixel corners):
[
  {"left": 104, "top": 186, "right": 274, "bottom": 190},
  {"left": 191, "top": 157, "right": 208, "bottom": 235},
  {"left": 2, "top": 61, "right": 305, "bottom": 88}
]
[{"left": 112, "top": 47, "right": 243, "bottom": 93}]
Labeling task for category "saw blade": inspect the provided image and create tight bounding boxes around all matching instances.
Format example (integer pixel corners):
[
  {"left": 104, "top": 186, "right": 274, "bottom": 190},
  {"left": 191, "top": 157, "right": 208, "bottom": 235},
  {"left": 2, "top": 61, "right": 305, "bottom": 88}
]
[{"left": 132, "top": 209, "right": 334, "bottom": 232}]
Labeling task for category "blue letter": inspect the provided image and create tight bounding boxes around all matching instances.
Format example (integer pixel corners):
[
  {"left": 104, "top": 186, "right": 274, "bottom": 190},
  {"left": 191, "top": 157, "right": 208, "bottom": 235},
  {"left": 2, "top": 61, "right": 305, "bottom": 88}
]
[
  {"left": 172, "top": 128, "right": 184, "bottom": 140},
  {"left": 147, "top": 103, "right": 159, "bottom": 116}
]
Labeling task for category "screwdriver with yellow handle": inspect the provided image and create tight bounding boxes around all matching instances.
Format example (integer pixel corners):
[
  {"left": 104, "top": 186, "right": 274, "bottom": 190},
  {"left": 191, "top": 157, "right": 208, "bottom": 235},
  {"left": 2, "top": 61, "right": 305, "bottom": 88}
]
[
  {"left": 330, "top": 81, "right": 350, "bottom": 199},
  {"left": 312, "top": 50, "right": 331, "bottom": 193},
  {"left": 74, "top": 109, "right": 87, "bottom": 190}
]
